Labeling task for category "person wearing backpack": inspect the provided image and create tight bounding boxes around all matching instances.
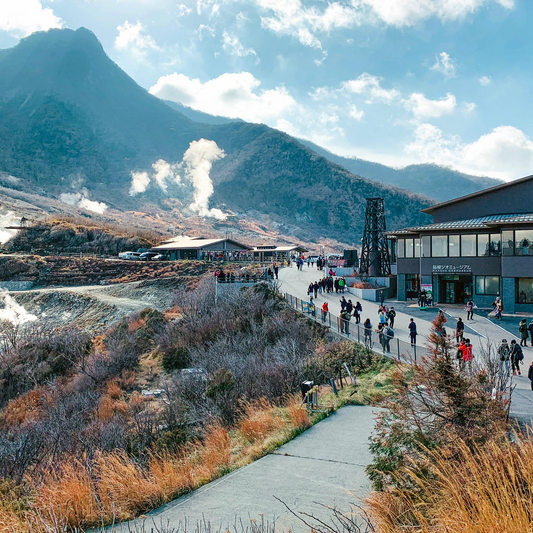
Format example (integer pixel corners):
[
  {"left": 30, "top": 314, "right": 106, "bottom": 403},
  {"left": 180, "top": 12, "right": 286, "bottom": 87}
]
[
  {"left": 510, "top": 339, "right": 524, "bottom": 376},
  {"left": 383, "top": 324, "right": 394, "bottom": 353}
]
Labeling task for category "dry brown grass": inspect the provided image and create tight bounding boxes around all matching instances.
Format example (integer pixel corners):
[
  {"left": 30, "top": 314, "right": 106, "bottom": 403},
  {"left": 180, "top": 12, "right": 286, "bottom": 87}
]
[
  {"left": 367, "top": 436, "right": 533, "bottom": 533},
  {"left": 238, "top": 399, "right": 285, "bottom": 441},
  {"left": 23, "top": 396, "right": 313, "bottom": 531}
]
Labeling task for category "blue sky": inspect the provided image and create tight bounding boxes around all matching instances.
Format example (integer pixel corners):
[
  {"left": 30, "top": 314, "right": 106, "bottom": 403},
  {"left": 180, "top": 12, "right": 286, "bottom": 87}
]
[{"left": 2, "top": 0, "right": 532, "bottom": 180}]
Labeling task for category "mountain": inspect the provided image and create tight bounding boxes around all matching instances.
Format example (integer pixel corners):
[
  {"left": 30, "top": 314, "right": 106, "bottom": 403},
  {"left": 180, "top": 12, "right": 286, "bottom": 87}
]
[
  {"left": 164, "top": 100, "right": 240, "bottom": 125},
  {"left": 297, "top": 140, "right": 503, "bottom": 202},
  {"left": 0, "top": 27, "right": 433, "bottom": 244}
]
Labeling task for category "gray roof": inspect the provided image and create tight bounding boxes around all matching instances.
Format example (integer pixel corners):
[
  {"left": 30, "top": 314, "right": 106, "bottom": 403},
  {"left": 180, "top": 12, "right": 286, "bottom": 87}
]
[{"left": 389, "top": 213, "right": 533, "bottom": 235}]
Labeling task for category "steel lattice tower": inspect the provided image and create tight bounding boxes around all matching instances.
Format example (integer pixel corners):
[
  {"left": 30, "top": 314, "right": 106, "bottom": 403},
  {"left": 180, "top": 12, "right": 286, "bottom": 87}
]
[{"left": 359, "top": 198, "right": 392, "bottom": 277}]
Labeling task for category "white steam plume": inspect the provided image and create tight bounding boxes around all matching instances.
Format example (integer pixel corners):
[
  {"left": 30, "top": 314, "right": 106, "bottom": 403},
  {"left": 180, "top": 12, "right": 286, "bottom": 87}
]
[
  {"left": 59, "top": 191, "right": 108, "bottom": 214},
  {"left": 0, "top": 212, "right": 21, "bottom": 244},
  {"left": 182, "top": 139, "right": 226, "bottom": 219},
  {"left": 128, "top": 139, "right": 226, "bottom": 219},
  {"left": 129, "top": 171, "right": 150, "bottom": 196},
  {"left": 0, "top": 292, "right": 38, "bottom": 325}
]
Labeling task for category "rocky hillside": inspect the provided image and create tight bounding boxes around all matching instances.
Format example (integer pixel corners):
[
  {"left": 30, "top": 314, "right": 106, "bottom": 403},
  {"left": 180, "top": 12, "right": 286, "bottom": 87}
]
[{"left": 0, "top": 27, "right": 432, "bottom": 244}]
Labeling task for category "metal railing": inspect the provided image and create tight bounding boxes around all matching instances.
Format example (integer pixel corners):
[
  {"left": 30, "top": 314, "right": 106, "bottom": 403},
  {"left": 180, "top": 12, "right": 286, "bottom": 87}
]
[{"left": 284, "top": 292, "right": 420, "bottom": 365}]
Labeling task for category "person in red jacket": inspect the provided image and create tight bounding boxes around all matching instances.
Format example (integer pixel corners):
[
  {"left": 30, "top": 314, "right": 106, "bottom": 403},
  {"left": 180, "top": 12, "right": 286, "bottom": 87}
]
[
  {"left": 462, "top": 338, "right": 473, "bottom": 373},
  {"left": 321, "top": 301, "right": 329, "bottom": 323}
]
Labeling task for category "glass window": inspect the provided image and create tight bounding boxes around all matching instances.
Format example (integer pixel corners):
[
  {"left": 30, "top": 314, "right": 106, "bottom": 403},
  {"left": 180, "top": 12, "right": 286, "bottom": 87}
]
[
  {"left": 432, "top": 235, "right": 447, "bottom": 257},
  {"left": 461, "top": 235, "right": 476, "bottom": 257},
  {"left": 515, "top": 230, "right": 533, "bottom": 256},
  {"left": 502, "top": 230, "right": 514, "bottom": 256},
  {"left": 477, "top": 234, "right": 489, "bottom": 257},
  {"left": 422, "top": 236, "right": 431, "bottom": 258},
  {"left": 449, "top": 235, "right": 460, "bottom": 257},
  {"left": 489, "top": 234, "right": 501, "bottom": 257},
  {"left": 414, "top": 238, "right": 421, "bottom": 258},
  {"left": 405, "top": 239, "right": 414, "bottom": 258},
  {"left": 397, "top": 239, "right": 405, "bottom": 258},
  {"left": 517, "top": 278, "right": 533, "bottom": 303},
  {"left": 406, "top": 274, "right": 420, "bottom": 293},
  {"left": 476, "top": 276, "right": 500, "bottom": 296}
]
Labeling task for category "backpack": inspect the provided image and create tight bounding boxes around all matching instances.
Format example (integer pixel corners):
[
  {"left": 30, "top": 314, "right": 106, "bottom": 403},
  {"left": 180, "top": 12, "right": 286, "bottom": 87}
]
[
  {"left": 386, "top": 327, "right": 394, "bottom": 338},
  {"left": 516, "top": 345, "right": 524, "bottom": 361}
]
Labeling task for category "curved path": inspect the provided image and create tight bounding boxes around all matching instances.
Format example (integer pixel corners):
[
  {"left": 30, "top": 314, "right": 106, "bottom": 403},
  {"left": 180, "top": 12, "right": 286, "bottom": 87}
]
[{"left": 113, "top": 406, "right": 380, "bottom": 532}]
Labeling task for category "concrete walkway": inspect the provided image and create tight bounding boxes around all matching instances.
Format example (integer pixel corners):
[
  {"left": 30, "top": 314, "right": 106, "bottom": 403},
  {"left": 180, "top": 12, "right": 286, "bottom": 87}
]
[
  {"left": 113, "top": 406, "right": 380, "bottom": 532},
  {"left": 278, "top": 265, "right": 533, "bottom": 425}
]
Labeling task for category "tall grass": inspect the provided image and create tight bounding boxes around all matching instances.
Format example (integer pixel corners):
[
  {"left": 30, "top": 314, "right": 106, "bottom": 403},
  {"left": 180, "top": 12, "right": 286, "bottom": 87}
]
[
  {"left": 367, "top": 436, "right": 533, "bottom": 533},
  {"left": 1, "top": 396, "right": 312, "bottom": 531}
]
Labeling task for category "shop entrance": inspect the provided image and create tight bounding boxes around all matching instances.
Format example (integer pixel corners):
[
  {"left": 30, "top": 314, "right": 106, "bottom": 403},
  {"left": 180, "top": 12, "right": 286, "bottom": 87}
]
[{"left": 437, "top": 275, "right": 473, "bottom": 304}]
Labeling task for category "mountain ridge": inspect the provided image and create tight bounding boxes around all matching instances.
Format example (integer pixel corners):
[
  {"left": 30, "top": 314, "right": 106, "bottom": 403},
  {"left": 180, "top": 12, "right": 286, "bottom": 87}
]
[{"left": 0, "top": 27, "right": 432, "bottom": 244}]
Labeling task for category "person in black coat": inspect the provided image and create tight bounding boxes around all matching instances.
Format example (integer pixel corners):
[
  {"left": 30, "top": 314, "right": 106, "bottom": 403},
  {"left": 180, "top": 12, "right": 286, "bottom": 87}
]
[{"left": 529, "top": 361, "right": 533, "bottom": 391}]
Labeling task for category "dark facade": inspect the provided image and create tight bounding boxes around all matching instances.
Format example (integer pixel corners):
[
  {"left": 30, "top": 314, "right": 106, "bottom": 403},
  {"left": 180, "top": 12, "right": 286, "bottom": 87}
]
[{"left": 390, "top": 176, "right": 533, "bottom": 313}]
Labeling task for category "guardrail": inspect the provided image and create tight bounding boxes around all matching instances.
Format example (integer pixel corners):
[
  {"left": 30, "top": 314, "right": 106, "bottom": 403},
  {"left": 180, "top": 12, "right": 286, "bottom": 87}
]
[{"left": 284, "top": 292, "right": 420, "bottom": 364}]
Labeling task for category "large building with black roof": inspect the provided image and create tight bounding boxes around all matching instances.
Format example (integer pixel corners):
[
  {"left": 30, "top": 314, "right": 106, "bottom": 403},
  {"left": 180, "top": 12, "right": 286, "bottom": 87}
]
[{"left": 389, "top": 174, "right": 533, "bottom": 313}]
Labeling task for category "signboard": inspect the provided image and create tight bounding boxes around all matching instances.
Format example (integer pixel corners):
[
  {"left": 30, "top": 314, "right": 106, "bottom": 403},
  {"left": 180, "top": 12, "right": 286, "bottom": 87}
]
[
  {"left": 328, "top": 259, "right": 346, "bottom": 267},
  {"left": 421, "top": 283, "right": 433, "bottom": 298},
  {"left": 432, "top": 264, "right": 472, "bottom": 274}
]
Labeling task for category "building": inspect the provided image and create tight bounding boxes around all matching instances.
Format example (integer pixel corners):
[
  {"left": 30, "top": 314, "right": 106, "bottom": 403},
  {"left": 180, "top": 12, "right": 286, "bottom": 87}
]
[
  {"left": 151, "top": 236, "right": 253, "bottom": 260},
  {"left": 252, "top": 244, "right": 308, "bottom": 263},
  {"left": 390, "top": 174, "right": 533, "bottom": 313}
]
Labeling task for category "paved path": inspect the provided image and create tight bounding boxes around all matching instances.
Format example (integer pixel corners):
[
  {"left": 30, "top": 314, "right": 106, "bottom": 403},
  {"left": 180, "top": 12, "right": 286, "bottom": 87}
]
[
  {"left": 278, "top": 265, "right": 533, "bottom": 425},
  {"left": 112, "top": 406, "right": 380, "bottom": 533}
]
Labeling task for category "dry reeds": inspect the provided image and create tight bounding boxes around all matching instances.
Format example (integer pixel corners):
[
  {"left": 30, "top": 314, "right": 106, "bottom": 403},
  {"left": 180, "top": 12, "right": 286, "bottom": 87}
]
[
  {"left": 367, "top": 436, "right": 533, "bottom": 533},
  {"left": 238, "top": 399, "right": 284, "bottom": 441}
]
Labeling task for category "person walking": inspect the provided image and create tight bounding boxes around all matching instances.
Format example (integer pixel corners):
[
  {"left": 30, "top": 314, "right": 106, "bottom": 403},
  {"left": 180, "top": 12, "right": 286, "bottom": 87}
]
[
  {"left": 456, "top": 317, "right": 465, "bottom": 343},
  {"left": 528, "top": 361, "right": 533, "bottom": 391},
  {"left": 510, "top": 339, "right": 524, "bottom": 375},
  {"left": 274, "top": 265, "right": 279, "bottom": 279},
  {"left": 380, "top": 291, "right": 385, "bottom": 307},
  {"left": 334, "top": 278, "right": 339, "bottom": 293},
  {"left": 466, "top": 300, "right": 474, "bottom": 320},
  {"left": 364, "top": 318, "right": 373, "bottom": 348},
  {"left": 457, "top": 339, "right": 466, "bottom": 370},
  {"left": 529, "top": 319, "right": 533, "bottom": 347},
  {"left": 313, "top": 281, "right": 319, "bottom": 299},
  {"left": 462, "top": 338, "right": 473, "bottom": 373},
  {"left": 309, "top": 297, "right": 316, "bottom": 317},
  {"left": 341, "top": 309, "right": 351, "bottom": 335},
  {"left": 307, "top": 283, "right": 314, "bottom": 298},
  {"left": 408, "top": 318, "right": 417, "bottom": 345},
  {"left": 384, "top": 323, "right": 394, "bottom": 354},
  {"left": 378, "top": 309, "right": 387, "bottom": 325},
  {"left": 340, "top": 296, "right": 347, "bottom": 311},
  {"left": 321, "top": 301, "right": 328, "bottom": 323},
  {"left": 498, "top": 339, "right": 511, "bottom": 378},
  {"left": 353, "top": 305, "right": 361, "bottom": 324},
  {"left": 519, "top": 319, "right": 529, "bottom": 347},
  {"left": 388, "top": 307, "right": 396, "bottom": 329},
  {"left": 346, "top": 299, "right": 354, "bottom": 314}
]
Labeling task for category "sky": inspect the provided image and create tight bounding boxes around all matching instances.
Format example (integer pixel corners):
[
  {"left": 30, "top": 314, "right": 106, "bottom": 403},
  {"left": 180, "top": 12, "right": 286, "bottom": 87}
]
[{"left": 1, "top": 0, "right": 533, "bottom": 181}]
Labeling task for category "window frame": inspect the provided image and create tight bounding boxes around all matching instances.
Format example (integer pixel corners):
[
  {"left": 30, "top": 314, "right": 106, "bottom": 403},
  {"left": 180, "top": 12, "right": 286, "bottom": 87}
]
[
  {"left": 475, "top": 275, "right": 500, "bottom": 296},
  {"left": 431, "top": 235, "right": 448, "bottom": 258},
  {"left": 448, "top": 234, "right": 460, "bottom": 257},
  {"left": 461, "top": 234, "right": 477, "bottom": 257}
]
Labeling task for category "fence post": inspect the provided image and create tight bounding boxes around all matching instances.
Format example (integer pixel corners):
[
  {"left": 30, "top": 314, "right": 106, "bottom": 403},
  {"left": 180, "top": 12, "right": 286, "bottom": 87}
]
[
  {"left": 414, "top": 344, "right": 417, "bottom": 362},
  {"left": 397, "top": 338, "right": 400, "bottom": 361}
]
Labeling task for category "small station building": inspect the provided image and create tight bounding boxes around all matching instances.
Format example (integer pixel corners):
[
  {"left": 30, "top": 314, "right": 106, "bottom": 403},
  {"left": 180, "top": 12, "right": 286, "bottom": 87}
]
[
  {"left": 151, "top": 236, "right": 253, "bottom": 261},
  {"left": 252, "top": 244, "right": 308, "bottom": 263}
]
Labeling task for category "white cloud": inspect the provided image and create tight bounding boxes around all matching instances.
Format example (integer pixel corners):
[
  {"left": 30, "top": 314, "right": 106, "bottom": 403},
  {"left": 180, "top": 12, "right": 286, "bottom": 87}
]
[
  {"left": 360, "top": 0, "right": 514, "bottom": 27},
  {"left": 196, "top": 24, "right": 215, "bottom": 40},
  {"left": 309, "top": 86, "right": 334, "bottom": 101},
  {"left": 177, "top": 4, "right": 192, "bottom": 16},
  {"left": 236, "top": 11, "right": 250, "bottom": 25},
  {"left": 348, "top": 105, "right": 364, "bottom": 121},
  {"left": 197, "top": 0, "right": 220, "bottom": 16},
  {"left": 342, "top": 73, "right": 400, "bottom": 104},
  {"left": 252, "top": 0, "right": 513, "bottom": 49},
  {"left": 406, "top": 124, "right": 533, "bottom": 180},
  {"left": 479, "top": 75, "right": 492, "bottom": 86},
  {"left": 115, "top": 21, "right": 160, "bottom": 58},
  {"left": 403, "top": 92, "right": 457, "bottom": 119},
  {"left": 149, "top": 72, "right": 296, "bottom": 124},
  {"left": 430, "top": 51, "right": 457, "bottom": 78},
  {"left": 314, "top": 50, "right": 328, "bottom": 66},
  {"left": 222, "top": 31, "right": 259, "bottom": 63},
  {"left": 0, "top": 0, "right": 63, "bottom": 37},
  {"left": 464, "top": 102, "right": 477, "bottom": 113}
]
